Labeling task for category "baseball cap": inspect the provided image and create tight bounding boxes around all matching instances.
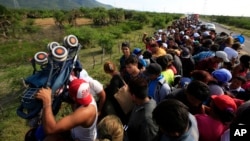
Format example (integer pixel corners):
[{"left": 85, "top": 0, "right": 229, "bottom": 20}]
[
  {"left": 133, "top": 48, "right": 143, "bottom": 55},
  {"left": 69, "top": 79, "right": 92, "bottom": 106},
  {"left": 208, "top": 84, "right": 224, "bottom": 96},
  {"left": 211, "top": 95, "right": 237, "bottom": 112},
  {"left": 180, "top": 77, "right": 192, "bottom": 88},
  {"left": 193, "top": 32, "right": 200, "bottom": 38},
  {"left": 215, "top": 51, "right": 230, "bottom": 62},
  {"left": 212, "top": 68, "right": 232, "bottom": 83},
  {"left": 202, "top": 31, "right": 210, "bottom": 37},
  {"left": 162, "top": 43, "right": 168, "bottom": 49},
  {"left": 144, "top": 63, "right": 162, "bottom": 75}
]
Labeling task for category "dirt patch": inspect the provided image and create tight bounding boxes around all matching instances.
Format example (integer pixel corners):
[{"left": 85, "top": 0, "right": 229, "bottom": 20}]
[{"left": 34, "top": 18, "right": 92, "bottom": 29}]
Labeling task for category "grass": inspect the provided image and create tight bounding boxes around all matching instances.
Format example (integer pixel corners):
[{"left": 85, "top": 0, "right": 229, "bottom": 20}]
[{"left": 0, "top": 21, "right": 156, "bottom": 140}]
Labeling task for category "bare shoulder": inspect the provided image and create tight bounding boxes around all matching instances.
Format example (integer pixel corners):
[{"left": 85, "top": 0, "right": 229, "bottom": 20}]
[{"left": 73, "top": 104, "right": 97, "bottom": 127}]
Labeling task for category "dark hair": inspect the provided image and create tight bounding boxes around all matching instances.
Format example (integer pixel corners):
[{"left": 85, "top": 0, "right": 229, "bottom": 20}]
[
  {"left": 232, "top": 42, "right": 241, "bottom": 50},
  {"left": 156, "top": 55, "right": 169, "bottom": 70},
  {"left": 122, "top": 42, "right": 130, "bottom": 47},
  {"left": 210, "top": 44, "right": 219, "bottom": 52},
  {"left": 143, "top": 50, "right": 152, "bottom": 59},
  {"left": 186, "top": 80, "right": 210, "bottom": 101},
  {"left": 128, "top": 77, "right": 148, "bottom": 99},
  {"left": 232, "top": 101, "right": 250, "bottom": 125},
  {"left": 153, "top": 99, "right": 189, "bottom": 134},
  {"left": 125, "top": 55, "right": 138, "bottom": 65},
  {"left": 202, "top": 39, "right": 213, "bottom": 48},
  {"left": 239, "top": 54, "right": 250, "bottom": 68},
  {"left": 234, "top": 76, "right": 247, "bottom": 84}
]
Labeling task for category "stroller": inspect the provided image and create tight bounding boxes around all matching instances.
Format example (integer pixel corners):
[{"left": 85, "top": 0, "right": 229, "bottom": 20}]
[{"left": 16, "top": 35, "right": 82, "bottom": 140}]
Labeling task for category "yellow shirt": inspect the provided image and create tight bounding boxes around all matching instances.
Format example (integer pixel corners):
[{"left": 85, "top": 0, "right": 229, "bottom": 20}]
[{"left": 152, "top": 48, "right": 166, "bottom": 58}]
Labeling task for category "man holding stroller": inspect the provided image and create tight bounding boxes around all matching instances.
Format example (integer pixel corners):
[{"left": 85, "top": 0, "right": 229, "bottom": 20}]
[{"left": 35, "top": 78, "right": 98, "bottom": 141}]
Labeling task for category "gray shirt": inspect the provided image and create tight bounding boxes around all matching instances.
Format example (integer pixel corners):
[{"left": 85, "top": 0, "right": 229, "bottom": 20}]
[{"left": 126, "top": 98, "right": 158, "bottom": 141}]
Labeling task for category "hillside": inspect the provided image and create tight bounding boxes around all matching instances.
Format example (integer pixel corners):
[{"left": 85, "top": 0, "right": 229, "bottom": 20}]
[{"left": 0, "top": 0, "right": 113, "bottom": 10}]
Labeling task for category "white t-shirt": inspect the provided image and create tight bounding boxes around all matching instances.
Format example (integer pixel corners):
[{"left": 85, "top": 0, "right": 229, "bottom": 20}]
[{"left": 79, "top": 70, "right": 103, "bottom": 101}]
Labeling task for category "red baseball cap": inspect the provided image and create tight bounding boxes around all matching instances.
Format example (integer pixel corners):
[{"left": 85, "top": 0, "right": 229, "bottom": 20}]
[
  {"left": 69, "top": 79, "right": 92, "bottom": 106},
  {"left": 211, "top": 95, "right": 237, "bottom": 112}
]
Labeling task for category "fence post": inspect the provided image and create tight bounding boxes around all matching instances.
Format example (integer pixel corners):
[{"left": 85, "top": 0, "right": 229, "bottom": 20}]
[{"left": 92, "top": 55, "right": 95, "bottom": 69}]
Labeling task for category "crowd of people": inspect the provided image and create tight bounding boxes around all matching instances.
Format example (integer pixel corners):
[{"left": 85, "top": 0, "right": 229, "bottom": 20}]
[{"left": 32, "top": 16, "right": 250, "bottom": 141}]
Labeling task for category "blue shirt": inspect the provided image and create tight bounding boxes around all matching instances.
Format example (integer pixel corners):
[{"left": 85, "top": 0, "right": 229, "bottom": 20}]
[{"left": 148, "top": 75, "right": 171, "bottom": 104}]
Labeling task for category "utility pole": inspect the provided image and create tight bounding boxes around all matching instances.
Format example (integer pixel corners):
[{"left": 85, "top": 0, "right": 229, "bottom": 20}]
[{"left": 13, "top": 0, "right": 20, "bottom": 9}]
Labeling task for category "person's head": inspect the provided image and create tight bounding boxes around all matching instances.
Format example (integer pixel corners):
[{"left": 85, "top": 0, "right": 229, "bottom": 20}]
[
  {"left": 210, "top": 43, "right": 220, "bottom": 52},
  {"left": 128, "top": 77, "right": 148, "bottom": 100},
  {"left": 103, "top": 61, "right": 116, "bottom": 74},
  {"left": 232, "top": 100, "right": 250, "bottom": 125},
  {"left": 153, "top": 99, "right": 189, "bottom": 138},
  {"left": 68, "top": 79, "right": 92, "bottom": 106},
  {"left": 156, "top": 55, "right": 169, "bottom": 70},
  {"left": 230, "top": 76, "right": 246, "bottom": 90},
  {"left": 231, "top": 42, "right": 241, "bottom": 51},
  {"left": 202, "top": 39, "right": 213, "bottom": 48},
  {"left": 150, "top": 43, "right": 160, "bottom": 53},
  {"left": 144, "top": 63, "right": 162, "bottom": 80},
  {"left": 132, "top": 48, "right": 143, "bottom": 57},
  {"left": 190, "top": 70, "right": 216, "bottom": 84},
  {"left": 224, "top": 36, "right": 234, "bottom": 47},
  {"left": 186, "top": 80, "right": 210, "bottom": 107},
  {"left": 239, "top": 54, "right": 250, "bottom": 68},
  {"left": 212, "top": 68, "right": 232, "bottom": 84},
  {"left": 142, "top": 50, "right": 152, "bottom": 59},
  {"left": 208, "top": 84, "right": 224, "bottom": 96},
  {"left": 125, "top": 55, "right": 139, "bottom": 74},
  {"left": 121, "top": 42, "right": 130, "bottom": 57},
  {"left": 168, "top": 37, "right": 176, "bottom": 47},
  {"left": 180, "top": 47, "right": 191, "bottom": 59},
  {"left": 214, "top": 51, "right": 230, "bottom": 63},
  {"left": 210, "top": 95, "right": 237, "bottom": 123},
  {"left": 97, "top": 115, "right": 124, "bottom": 141}
]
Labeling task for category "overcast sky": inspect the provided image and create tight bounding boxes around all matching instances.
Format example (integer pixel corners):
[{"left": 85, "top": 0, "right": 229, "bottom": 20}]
[{"left": 97, "top": 0, "right": 250, "bottom": 17}]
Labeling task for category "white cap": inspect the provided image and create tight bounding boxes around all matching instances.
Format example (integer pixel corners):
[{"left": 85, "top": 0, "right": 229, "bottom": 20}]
[
  {"left": 158, "top": 29, "right": 163, "bottom": 33},
  {"left": 215, "top": 51, "right": 230, "bottom": 62},
  {"left": 162, "top": 43, "right": 168, "bottom": 49},
  {"left": 202, "top": 31, "right": 210, "bottom": 37},
  {"left": 193, "top": 32, "right": 200, "bottom": 38}
]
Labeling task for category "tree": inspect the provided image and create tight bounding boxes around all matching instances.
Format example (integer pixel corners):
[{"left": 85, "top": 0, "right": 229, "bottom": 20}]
[
  {"left": 108, "top": 8, "right": 124, "bottom": 24},
  {"left": 92, "top": 12, "right": 109, "bottom": 26},
  {"left": 131, "top": 12, "right": 149, "bottom": 25},
  {"left": 53, "top": 10, "right": 66, "bottom": 29},
  {"left": 97, "top": 33, "right": 115, "bottom": 54}
]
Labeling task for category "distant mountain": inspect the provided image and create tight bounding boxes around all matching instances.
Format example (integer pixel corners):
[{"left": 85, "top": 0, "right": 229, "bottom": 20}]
[{"left": 0, "top": 0, "right": 113, "bottom": 10}]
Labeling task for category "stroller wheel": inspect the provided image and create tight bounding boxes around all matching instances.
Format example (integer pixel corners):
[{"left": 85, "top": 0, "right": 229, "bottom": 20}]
[
  {"left": 34, "top": 51, "right": 48, "bottom": 65},
  {"left": 52, "top": 46, "right": 68, "bottom": 62},
  {"left": 63, "top": 35, "right": 78, "bottom": 48},
  {"left": 47, "top": 41, "right": 60, "bottom": 52}
]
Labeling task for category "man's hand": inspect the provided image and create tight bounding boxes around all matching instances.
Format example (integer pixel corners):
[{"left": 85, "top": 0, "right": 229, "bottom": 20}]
[{"left": 35, "top": 87, "right": 52, "bottom": 105}]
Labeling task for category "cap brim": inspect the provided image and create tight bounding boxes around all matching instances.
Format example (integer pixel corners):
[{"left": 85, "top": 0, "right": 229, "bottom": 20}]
[
  {"left": 223, "top": 58, "right": 230, "bottom": 62},
  {"left": 211, "top": 95, "right": 217, "bottom": 100}
]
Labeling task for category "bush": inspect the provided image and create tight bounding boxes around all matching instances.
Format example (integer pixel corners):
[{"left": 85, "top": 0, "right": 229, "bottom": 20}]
[
  {"left": 97, "top": 33, "right": 115, "bottom": 54},
  {"left": 66, "top": 26, "right": 97, "bottom": 48},
  {"left": 152, "top": 16, "right": 166, "bottom": 29},
  {"left": 127, "top": 21, "right": 143, "bottom": 30}
]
